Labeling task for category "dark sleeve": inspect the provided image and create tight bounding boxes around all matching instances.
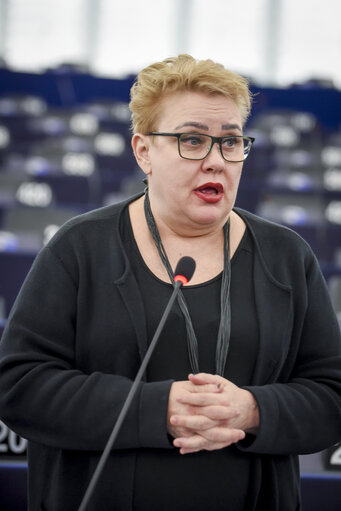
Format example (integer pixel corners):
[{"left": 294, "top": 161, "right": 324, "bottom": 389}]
[
  {"left": 0, "top": 246, "right": 173, "bottom": 451},
  {"left": 241, "top": 254, "right": 341, "bottom": 455}
]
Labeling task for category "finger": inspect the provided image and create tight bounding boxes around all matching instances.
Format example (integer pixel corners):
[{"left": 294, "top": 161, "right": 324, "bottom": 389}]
[
  {"left": 173, "top": 428, "right": 245, "bottom": 454},
  {"left": 170, "top": 414, "right": 219, "bottom": 432},
  {"left": 178, "top": 440, "right": 230, "bottom": 455},
  {"left": 173, "top": 434, "right": 207, "bottom": 454},
  {"left": 189, "top": 373, "right": 225, "bottom": 387},
  {"left": 193, "top": 405, "right": 240, "bottom": 421},
  {"left": 199, "top": 426, "right": 245, "bottom": 444},
  {"left": 177, "top": 392, "right": 230, "bottom": 407},
  {"left": 190, "top": 383, "right": 222, "bottom": 394},
  {"left": 168, "top": 425, "right": 195, "bottom": 439}
]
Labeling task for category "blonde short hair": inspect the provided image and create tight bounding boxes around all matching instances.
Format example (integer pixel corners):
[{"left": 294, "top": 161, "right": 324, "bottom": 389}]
[{"left": 129, "top": 54, "right": 252, "bottom": 134}]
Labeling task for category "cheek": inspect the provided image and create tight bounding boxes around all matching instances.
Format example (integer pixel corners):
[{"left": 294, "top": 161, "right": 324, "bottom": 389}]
[
  {"left": 229, "top": 165, "right": 243, "bottom": 187},
  {"left": 158, "top": 162, "right": 198, "bottom": 190}
]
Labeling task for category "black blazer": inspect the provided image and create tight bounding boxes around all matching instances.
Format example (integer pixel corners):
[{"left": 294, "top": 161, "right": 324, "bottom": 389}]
[{"left": 0, "top": 194, "right": 340, "bottom": 510}]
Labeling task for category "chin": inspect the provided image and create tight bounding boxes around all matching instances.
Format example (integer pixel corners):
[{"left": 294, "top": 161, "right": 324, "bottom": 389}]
[
  {"left": 196, "top": 202, "right": 231, "bottom": 222},
  {"left": 190, "top": 210, "right": 228, "bottom": 227}
]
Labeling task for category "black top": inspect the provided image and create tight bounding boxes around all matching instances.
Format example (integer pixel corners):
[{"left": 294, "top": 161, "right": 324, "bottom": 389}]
[
  {"left": 123, "top": 208, "right": 259, "bottom": 511},
  {"left": 0, "top": 193, "right": 340, "bottom": 511}
]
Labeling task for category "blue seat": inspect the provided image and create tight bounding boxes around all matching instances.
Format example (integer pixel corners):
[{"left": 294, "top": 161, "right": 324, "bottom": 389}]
[
  {"left": 0, "top": 462, "right": 27, "bottom": 511},
  {"left": 0, "top": 250, "right": 36, "bottom": 317},
  {"left": 301, "top": 473, "right": 341, "bottom": 511}
]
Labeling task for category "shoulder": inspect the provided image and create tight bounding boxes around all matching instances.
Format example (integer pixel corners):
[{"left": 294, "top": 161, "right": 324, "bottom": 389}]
[
  {"left": 30, "top": 194, "right": 143, "bottom": 282},
  {"left": 47, "top": 193, "right": 141, "bottom": 250},
  {"left": 235, "top": 208, "right": 318, "bottom": 281},
  {"left": 236, "top": 208, "right": 312, "bottom": 253}
]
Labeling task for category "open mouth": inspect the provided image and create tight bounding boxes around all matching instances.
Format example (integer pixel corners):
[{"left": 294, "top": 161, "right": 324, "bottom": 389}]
[
  {"left": 194, "top": 182, "right": 224, "bottom": 202},
  {"left": 195, "top": 183, "right": 224, "bottom": 194}
]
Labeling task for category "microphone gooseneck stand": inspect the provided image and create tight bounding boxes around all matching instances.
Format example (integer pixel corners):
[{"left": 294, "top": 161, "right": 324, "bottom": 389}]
[{"left": 77, "top": 256, "right": 196, "bottom": 511}]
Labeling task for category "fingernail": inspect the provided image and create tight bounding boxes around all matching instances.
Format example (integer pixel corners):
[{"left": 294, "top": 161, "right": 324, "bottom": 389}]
[{"left": 170, "top": 416, "right": 178, "bottom": 424}]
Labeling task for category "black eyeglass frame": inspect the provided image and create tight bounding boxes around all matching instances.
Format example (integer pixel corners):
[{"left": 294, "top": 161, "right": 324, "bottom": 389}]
[{"left": 146, "top": 132, "right": 255, "bottom": 163}]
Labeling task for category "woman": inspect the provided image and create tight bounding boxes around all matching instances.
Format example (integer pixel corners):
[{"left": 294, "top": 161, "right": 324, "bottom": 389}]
[{"left": 0, "top": 54, "right": 340, "bottom": 511}]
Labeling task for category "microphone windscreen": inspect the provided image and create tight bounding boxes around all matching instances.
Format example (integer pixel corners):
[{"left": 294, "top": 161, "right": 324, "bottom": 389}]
[{"left": 174, "top": 256, "right": 196, "bottom": 283}]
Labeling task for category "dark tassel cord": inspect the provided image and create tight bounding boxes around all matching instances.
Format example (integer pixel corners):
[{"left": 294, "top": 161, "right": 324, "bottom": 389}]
[{"left": 144, "top": 188, "right": 231, "bottom": 376}]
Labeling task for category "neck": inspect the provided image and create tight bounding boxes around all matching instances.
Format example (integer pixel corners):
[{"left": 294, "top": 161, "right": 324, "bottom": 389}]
[
  {"left": 143, "top": 188, "right": 226, "bottom": 283},
  {"left": 146, "top": 190, "right": 245, "bottom": 260},
  {"left": 128, "top": 193, "right": 246, "bottom": 285},
  {"left": 147, "top": 191, "right": 230, "bottom": 241}
]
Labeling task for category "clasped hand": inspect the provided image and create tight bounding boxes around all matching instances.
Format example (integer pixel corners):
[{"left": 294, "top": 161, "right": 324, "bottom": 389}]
[{"left": 167, "top": 373, "right": 259, "bottom": 455}]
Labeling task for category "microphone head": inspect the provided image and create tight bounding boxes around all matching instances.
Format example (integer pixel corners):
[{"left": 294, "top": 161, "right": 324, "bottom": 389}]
[{"left": 174, "top": 256, "right": 196, "bottom": 285}]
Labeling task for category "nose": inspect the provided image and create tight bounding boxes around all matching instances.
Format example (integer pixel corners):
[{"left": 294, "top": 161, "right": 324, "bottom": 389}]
[{"left": 201, "top": 141, "right": 225, "bottom": 172}]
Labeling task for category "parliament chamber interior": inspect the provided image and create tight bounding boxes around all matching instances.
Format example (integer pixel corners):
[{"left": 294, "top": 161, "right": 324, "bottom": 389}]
[{"left": 0, "top": 66, "right": 340, "bottom": 511}]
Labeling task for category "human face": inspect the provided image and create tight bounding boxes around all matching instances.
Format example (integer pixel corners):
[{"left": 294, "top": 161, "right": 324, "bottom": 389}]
[{"left": 135, "top": 91, "right": 244, "bottom": 234}]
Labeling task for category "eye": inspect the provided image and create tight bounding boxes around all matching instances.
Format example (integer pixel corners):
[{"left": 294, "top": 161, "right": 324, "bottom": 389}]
[
  {"left": 222, "top": 136, "right": 239, "bottom": 148},
  {"left": 180, "top": 134, "right": 206, "bottom": 147}
]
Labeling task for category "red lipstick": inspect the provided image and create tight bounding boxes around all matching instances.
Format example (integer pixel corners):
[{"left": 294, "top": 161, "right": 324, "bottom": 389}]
[{"left": 194, "top": 182, "right": 224, "bottom": 203}]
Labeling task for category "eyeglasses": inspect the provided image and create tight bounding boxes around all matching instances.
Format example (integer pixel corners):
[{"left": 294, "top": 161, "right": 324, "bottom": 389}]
[{"left": 146, "top": 132, "right": 255, "bottom": 163}]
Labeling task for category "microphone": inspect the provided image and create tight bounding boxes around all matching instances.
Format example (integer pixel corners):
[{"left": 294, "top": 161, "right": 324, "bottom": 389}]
[
  {"left": 77, "top": 256, "right": 196, "bottom": 511},
  {"left": 173, "top": 256, "right": 196, "bottom": 285}
]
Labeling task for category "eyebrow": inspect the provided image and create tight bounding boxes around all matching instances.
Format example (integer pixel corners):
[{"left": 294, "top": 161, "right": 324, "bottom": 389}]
[
  {"left": 175, "top": 122, "right": 209, "bottom": 130},
  {"left": 175, "top": 121, "right": 242, "bottom": 132},
  {"left": 222, "top": 123, "right": 242, "bottom": 132}
]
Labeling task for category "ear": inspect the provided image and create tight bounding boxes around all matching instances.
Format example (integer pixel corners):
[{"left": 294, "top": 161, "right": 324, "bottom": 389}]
[{"left": 131, "top": 134, "right": 152, "bottom": 176}]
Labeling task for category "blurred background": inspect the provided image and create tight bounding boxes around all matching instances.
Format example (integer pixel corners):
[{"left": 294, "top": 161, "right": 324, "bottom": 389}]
[{"left": 0, "top": 1, "right": 340, "bottom": 509}]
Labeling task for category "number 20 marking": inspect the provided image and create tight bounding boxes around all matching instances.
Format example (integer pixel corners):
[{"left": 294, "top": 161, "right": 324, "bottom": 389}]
[{"left": 0, "top": 421, "right": 27, "bottom": 454}]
